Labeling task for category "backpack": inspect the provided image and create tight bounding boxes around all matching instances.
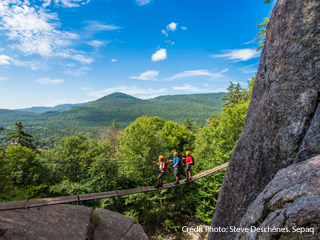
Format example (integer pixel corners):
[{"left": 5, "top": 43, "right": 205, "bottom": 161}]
[
  {"left": 189, "top": 155, "right": 195, "bottom": 165},
  {"left": 177, "top": 158, "right": 182, "bottom": 166},
  {"left": 163, "top": 161, "right": 169, "bottom": 171}
]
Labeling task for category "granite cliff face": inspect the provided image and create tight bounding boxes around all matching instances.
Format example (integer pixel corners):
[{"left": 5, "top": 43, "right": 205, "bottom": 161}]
[{"left": 208, "top": 0, "right": 320, "bottom": 239}]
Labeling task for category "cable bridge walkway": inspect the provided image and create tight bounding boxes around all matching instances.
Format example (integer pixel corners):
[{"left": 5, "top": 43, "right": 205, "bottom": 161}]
[{"left": 0, "top": 162, "right": 228, "bottom": 211}]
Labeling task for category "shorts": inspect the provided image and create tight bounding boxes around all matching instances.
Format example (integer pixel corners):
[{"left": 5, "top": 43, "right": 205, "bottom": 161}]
[
  {"left": 158, "top": 170, "right": 165, "bottom": 176},
  {"left": 173, "top": 167, "right": 179, "bottom": 177},
  {"left": 186, "top": 165, "right": 192, "bottom": 172}
]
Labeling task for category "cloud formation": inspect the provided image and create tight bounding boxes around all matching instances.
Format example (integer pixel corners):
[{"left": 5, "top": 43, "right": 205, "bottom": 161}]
[
  {"left": 173, "top": 84, "right": 227, "bottom": 93},
  {"left": 42, "top": 0, "right": 91, "bottom": 8},
  {"left": 36, "top": 77, "right": 64, "bottom": 84},
  {"left": 0, "top": 55, "right": 13, "bottom": 65},
  {"left": 181, "top": 26, "right": 187, "bottom": 30},
  {"left": 130, "top": 70, "right": 159, "bottom": 80},
  {"left": 151, "top": 48, "right": 167, "bottom": 62},
  {"left": 135, "top": 0, "right": 150, "bottom": 6},
  {"left": 87, "top": 40, "right": 108, "bottom": 48},
  {"left": 211, "top": 49, "right": 260, "bottom": 61},
  {"left": 0, "top": 77, "right": 7, "bottom": 81},
  {"left": 0, "top": 0, "right": 92, "bottom": 64},
  {"left": 166, "top": 69, "right": 228, "bottom": 81},
  {"left": 83, "top": 21, "right": 122, "bottom": 32},
  {"left": 111, "top": 59, "right": 117, "bottom": 62},
  {"left": 65, "top": 66, "right": 91, "bottom": 76},
  {"left": 167, "top": 22, "right": 178, "bottom": 31}
]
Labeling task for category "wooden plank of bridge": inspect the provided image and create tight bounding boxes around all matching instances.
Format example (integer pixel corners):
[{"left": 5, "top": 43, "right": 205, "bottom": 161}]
[
  {"left": 0, "top": 200, "right": 26, "bottom": 211},
  {"left": 79, "top": 191, "right": 118, "bottom": 201},
  {"left": 28, "top": 196, "right": 79, "bottom": 208},
  {"left": 146, "top": 182, "right": 175, "bottom": 192},
  {"left": 117, "top": 187, "right": 148, "bottom": 196}
]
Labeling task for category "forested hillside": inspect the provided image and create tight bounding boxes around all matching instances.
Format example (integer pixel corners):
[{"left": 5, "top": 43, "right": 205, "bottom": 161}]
[
  {"left": 0, "top": 92, "right": 224, "bottom": 148},
  {"left": 16, "top": 102, "right": 90, "bottom": 113}
]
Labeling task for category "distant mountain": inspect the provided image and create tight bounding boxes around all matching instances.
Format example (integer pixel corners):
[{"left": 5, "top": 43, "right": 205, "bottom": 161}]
[
  {"left": 16, "top": 102, "right": 90, "bottom": 113},
  {"left": 0, "top": 92, "right": 225, "bottom": 148}
]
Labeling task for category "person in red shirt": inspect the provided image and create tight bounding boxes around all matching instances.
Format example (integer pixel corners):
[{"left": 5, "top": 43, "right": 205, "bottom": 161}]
[{"left": 183, "top": 151, "right": 194, "bottom": 182}]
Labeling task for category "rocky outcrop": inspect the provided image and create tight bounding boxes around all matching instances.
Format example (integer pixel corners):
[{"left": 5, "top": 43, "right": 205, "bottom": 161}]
[
  {"left": 93, "top": 208, "right": 148, "bottom": 240},
  {"left": 295, "top": 104, "right": 320, "bottom": 163},
  {"left": 0, "top": 205, "right": 148, "bottom": 240},
  {"left": 236, "top": 156, "right": 320, "bottom": 239},
  {"left": 208, "top": 0, "right": 320, "bottom": 239}
]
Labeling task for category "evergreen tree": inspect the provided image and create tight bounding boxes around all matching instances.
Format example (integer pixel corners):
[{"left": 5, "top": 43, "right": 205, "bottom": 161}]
[
  {"left": 221, "top": 82, "right": 245, "bottom": 108},
  {"left": 183, "top": 118, "right": 192, "bottom": 131},
  {"left": 7, "top": 122, "right": 36, "bottom": 150},
  {"left": 0, "top": 127, "right": 3, "bottom": 133},
  {"left": 254, "top": 16, "right": 270, "bottom": 51},
  {"left": 110, "top": 119, "right": 119, "bottom": 131}
]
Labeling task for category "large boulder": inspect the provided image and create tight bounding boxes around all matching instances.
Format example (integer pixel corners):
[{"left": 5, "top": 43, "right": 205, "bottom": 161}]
[
  {"left": 209, "top": 0, "right": 320, "bottom": 239},
  {"left": 0, "top": 205, "right": 92, "bottom": 240},
  {"left": 236, "top": 155, "right": 320, "bottom": 240},
  {"left": 93, "top": 208, "right": 148, "bottom": 240},
  {"left": 0, "top": 205, "right": 148, "bottom": 240}
]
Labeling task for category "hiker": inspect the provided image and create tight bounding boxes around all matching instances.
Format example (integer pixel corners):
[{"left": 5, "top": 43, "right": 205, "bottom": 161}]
[
  {"left": 153, "top": 155, "right": 167, "bottom": 188},
  {"left": 168, "top": 152, "right": 180, "bottom": 185},
  {"left": 183, "top": 151, "right": 194, "bottom": 182}
]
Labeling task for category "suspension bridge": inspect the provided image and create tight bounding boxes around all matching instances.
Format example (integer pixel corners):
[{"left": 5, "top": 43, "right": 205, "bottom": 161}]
[{"left": 0, "top": 162, "right": 228, "bottom": 211}]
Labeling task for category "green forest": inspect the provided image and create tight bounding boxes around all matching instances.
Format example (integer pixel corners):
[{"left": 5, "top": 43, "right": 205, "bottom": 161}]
[
  {"left": 0, "top": 77, "right": 255, "bottom": 236},
  {"left": 0, "top": 92, "right": 225, "bottom": 148}
]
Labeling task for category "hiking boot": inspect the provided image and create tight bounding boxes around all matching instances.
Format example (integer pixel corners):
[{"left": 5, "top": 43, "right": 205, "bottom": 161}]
[
  {"left": 174, "top": 180, "right": 179, "bottom": 185},
  {"left": 154, "top": 184, "right": 160, "bottom": 188},
  {"left": 159, "top": 183, "right": 163, "bottom": 187},
  {"left": 184, "top": 178, "right": 189, "bottom": 183},
  {"left": 189, "top": 177, "right": 192, "bottom": 181}
]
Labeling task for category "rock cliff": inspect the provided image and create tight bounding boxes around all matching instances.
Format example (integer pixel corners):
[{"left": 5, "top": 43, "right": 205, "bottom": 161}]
[
  {"left": 236, "top": 156, "right": 320, "bottom": 240},
  {"left": 208, "top": 0, "right": 320, "bottom": 239},
  {"left": 0, "top": 205, "right": 148, "bottom": 240}
]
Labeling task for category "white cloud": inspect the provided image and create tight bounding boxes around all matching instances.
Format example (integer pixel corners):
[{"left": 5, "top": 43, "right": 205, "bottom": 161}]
[
  {"left": 135, "top": 0, "right": 150, "bottom": 6},
  {"left": 0, "top": 55, "right": 13, "bottom": 65},
  {"left": 173, "top": 84, "right": 227, "bottom": 93},
  {"left": 167, "top": 22, "right": 178, "bottom": 32},
  {"left": 13, "top": 59, "right": 48, "bottom": 70},
  {"left": 181, "top": 26, "right": 187, "bottom": 30},
  {"left": 0, "top": 2, "right": 77, "bottom": 56},
  {"left": 165, "top": 40, "right": 174, "bottom": 45},
  {"left": 238, "top": 63, "right": 259, "bottom": 74},
  {"left": 42, "top": 0, "right": 91, "bottom": 8},
  {"left": 151, "top": 48, "right": 167, "bottom": 62},
  {"left": 0, "top": 0, "right": 93, "bottom": 65},
  {"left": 211, "top": 49, "right": 261, "bottom": 62},
  {"left": 36, "top": 77, "right": 64, "bottom": 84},
  {"left": 130, "top": 70, "right": 159, "bottom": 80},
  {"left": 87, "top": 40, "right": 107, "bottom": 48},
  {"left": 65, "top": 66, "right": 91, "bottom": 76},
  {"left": 244, "top": 39, "right": 255, "bottom": 45},
  {"left": 161, "top": 29, "right": 168, "bottom": 37},
  {"left": 166, "top": 69, "right": 228, "bottom": 81},
  {"left": 111, "top": 59, "right": 117, "bottom": 62},
  {"left": 0, "top": 77, "right": 7, "bottom": 81},
  {"left": 82, "top": 85, "right": 167, "bottom": 98},
  {"left": 173, "top": 84, "right": 200, "bottom": 92},
  {"left": 83, "top": 21, "right": 122, "bottom": 32}
]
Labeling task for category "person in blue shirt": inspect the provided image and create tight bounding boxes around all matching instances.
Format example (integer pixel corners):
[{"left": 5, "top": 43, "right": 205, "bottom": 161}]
[{"left": 168, "top": 152, "right": 180, "bottom": 185}]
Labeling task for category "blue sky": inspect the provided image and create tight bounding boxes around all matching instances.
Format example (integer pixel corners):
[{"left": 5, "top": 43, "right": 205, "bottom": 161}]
[{"left": 0, "top": 0, "right": 275, "bottom": 109}]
